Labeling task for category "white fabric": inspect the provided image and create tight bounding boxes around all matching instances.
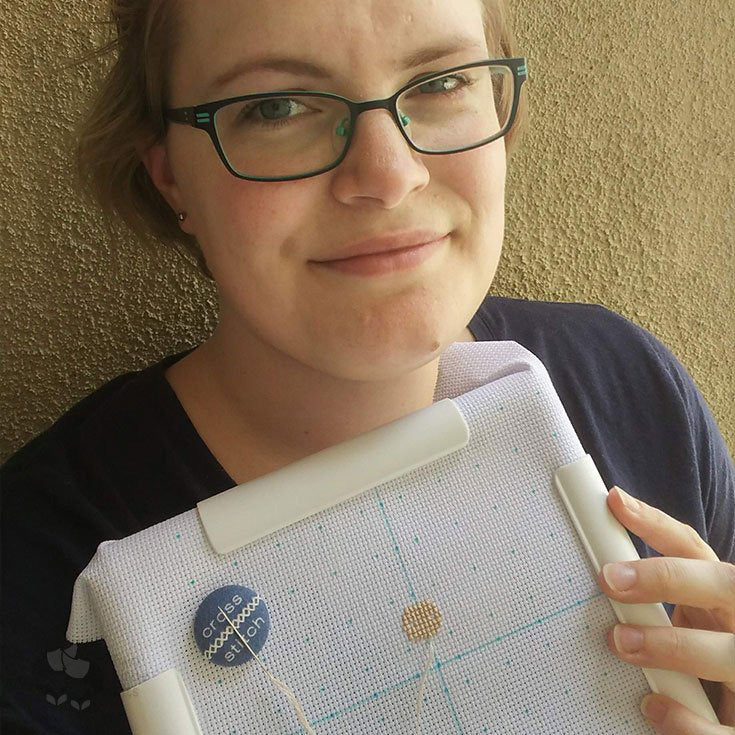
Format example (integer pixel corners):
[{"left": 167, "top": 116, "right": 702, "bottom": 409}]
[{"left": 66, "top": 340, "right": 654, "bottom": 733}]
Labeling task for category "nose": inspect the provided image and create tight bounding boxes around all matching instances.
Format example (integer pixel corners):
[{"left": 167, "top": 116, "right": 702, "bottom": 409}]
[{"left": 329, "top": 108, "right": 430, "bottom": 208}]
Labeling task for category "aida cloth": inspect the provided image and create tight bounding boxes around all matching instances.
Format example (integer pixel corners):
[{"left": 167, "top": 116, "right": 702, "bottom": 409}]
[{"left": 66, "top": 340, "right": 653, "bottom": 733}]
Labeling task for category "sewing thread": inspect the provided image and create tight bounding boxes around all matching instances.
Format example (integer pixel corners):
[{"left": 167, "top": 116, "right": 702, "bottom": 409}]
[{"left": 218, "top": 606, "right": 317, "bottom": 734}]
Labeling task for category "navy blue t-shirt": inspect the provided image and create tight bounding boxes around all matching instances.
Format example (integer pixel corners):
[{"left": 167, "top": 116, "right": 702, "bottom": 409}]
[{"left": 2, "top": 295, "right": 734, "bottom": 733}]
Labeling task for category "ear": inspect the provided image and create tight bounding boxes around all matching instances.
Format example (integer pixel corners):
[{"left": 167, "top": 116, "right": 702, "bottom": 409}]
[{"left": 141, "top": 141, "right": 192, "bottom": 233}]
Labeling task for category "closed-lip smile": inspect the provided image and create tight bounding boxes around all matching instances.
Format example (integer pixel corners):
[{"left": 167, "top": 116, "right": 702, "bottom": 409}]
[{"left": 314, "top": 230, "right": 449, "bottom": 262}]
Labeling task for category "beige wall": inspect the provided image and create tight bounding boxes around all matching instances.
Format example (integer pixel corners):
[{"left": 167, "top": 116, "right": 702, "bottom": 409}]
[{"left": 1, "top": 0, "right": 733, "bottom": 464}]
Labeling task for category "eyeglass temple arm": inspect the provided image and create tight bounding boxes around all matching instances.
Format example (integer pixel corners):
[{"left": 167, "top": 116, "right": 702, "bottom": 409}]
[{"left": 164, "top": 108, "right": 199, "bottom": 126}]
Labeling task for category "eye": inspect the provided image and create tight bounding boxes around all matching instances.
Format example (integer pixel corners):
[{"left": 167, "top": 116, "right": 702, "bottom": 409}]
[
  {"left": 238, "top": 97, "right": 310, "bottom": 125},
  {"left": 416, "top": 74, "right": 467, "bottom": 95}
]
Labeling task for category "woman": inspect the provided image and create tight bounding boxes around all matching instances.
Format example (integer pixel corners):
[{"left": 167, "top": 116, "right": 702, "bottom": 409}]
[{"left": 2, "top": 0, "right": 733, "bottom": 732}]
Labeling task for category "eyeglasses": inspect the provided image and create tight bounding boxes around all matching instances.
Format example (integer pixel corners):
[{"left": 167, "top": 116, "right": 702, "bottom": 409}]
[{"left": 164, "top": 57, "right": 528, "bottom": 182}]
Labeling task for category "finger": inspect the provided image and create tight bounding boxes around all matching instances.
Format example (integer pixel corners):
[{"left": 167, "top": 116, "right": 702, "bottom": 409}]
[
  {"left": 607, "top": 486, "right": 719, "bottom": 562},
  {"left": 640, "top": 693, "right": 735, "bottom": 733},
  {"left": 607, "top": 625, "right": 735, "bottom": 686},
  {"left": 598, "top": 558, "right": 735, "bottom": 616}
]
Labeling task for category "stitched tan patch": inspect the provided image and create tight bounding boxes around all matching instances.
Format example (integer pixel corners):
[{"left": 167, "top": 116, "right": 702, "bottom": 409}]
[{"left": 402, "top": 600, "right": 443, "bottom": 640}]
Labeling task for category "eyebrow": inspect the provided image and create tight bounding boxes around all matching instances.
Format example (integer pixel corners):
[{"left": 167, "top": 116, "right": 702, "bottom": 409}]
[{"left": 206, "top": 34, "right": 484, "bottom": 94}]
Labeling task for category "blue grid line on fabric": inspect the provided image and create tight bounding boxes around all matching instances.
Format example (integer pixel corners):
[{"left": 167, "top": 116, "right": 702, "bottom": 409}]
[
  {"left": 440, "top": 591, "right": 604, "bottom": 665},
  {"left": 375, "top": 488, "right": 418, "bottom": 602},
  {"left": 433, "top": 657, "right": 465, "bottom": 733},
  {"left": 375, "top": 484, "right": 466, "bottom": 731},
  {"left": 276, "top": 470, "right": 606, "bottom": 735},
  {"left": 285, "top": 591, "right": 605, "bottom": 734}
]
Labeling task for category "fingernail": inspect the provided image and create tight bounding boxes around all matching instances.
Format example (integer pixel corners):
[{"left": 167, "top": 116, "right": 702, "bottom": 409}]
[
  {"left": 614, "top": 486, "right": 639, "bottom": 511},
  {"left": 614, "top": 624, "right": 644, "bottom": 653},
  {"left": 641, "top": 694, "right": 667, "bottom": 723},
  {"left": 603, "top": 562, "right": 637, "bottom": 591}
]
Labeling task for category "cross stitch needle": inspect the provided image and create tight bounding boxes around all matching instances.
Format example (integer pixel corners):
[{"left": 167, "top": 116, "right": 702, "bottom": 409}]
[{"left": 217, "top": 606, "right": 317, "bottom": 735}]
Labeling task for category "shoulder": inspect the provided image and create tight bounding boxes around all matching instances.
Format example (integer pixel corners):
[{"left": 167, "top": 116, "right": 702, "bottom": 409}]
[
  {"left": 474, "top": 295, "right": 718, "bottom": 456},
  {"left": 475, "top": 294, "right": 663, "bottom": 347},
  {"left": 473, "top": 295, "right": 735, "bottom": 564},
  {"left": 0, "top": 359, "right": 185, "bottom": 734},
  {"left": 2, "top": 359, "right": 149, "bottom": 529},
  {"left": 2, "top": 372, "right": 131, "bottom": 482},
  {"left": 473, "top": 295, "right": 688, "bottom": 396},
  {"left": 0, "top": 347, "right": 194, "bottom": 596},
  {"left": 1, "top": 345, "right": 214, "bottom": 555},
  {"left": 2, "top": 349, "right": 191, "bottom": 481},
  {"left": 0, "top": 350, "right": 188, "bottom": 547}
]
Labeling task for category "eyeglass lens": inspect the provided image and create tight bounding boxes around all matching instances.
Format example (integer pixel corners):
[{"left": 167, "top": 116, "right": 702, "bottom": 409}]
[{"left": 213, "top": 63, "right": 515, "bottom": 179}]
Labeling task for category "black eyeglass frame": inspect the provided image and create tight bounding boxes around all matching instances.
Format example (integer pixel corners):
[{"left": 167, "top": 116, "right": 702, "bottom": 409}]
[{"left": 163, "top": 57, "right": 528, "bottom": 182}]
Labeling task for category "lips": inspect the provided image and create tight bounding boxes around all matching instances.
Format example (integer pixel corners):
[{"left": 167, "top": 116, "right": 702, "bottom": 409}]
[
  {"left": 312, "top": 235, "right": 448, "bottom": 276},
  {"left": 315, "top": 230, "right": 449, "bottom": 262}
]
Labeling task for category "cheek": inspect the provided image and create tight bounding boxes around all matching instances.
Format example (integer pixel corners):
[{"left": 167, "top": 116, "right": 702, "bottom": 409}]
[
  {"left": 172, "top": 127, "right": 317, "bottom": 264},
  {"left": 197, "top": 174, "right": 319, "bottom": 271},
  {"left": 435, "top": 141, "right": 506, "bottom": 296},
  {"left": 426, "top": 141, "right": 506, "bottom": 272},
  {"left": 191, "top": 175, "right": 332, "bottom": 346},
  {"left": 440, "top": 140, "right": 506, "bottom": 218}
]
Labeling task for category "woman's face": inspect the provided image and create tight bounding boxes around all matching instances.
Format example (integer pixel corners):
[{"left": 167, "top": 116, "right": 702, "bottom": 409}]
[{"left": 149, "top": 0, "right": 506, "bottom": 381}]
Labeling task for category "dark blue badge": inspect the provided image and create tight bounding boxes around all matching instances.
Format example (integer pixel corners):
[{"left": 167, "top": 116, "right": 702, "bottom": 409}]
[{"left": 193, "top": 585, "right": 270, "bottom": 667}]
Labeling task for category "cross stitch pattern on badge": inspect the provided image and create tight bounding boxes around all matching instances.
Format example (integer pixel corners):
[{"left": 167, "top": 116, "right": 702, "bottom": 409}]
[{"left": 193, "top": 584, "right": 270, "bottom": 667}]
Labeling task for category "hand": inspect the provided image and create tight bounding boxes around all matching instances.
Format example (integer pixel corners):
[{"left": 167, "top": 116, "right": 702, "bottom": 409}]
[{"left": 596, "top": 486, "right": 735, "bottom": 733}]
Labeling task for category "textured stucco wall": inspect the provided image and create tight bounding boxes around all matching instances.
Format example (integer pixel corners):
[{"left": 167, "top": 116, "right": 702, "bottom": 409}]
[{"left": 1, "top": 0, "right": 733, "bottom": 464}]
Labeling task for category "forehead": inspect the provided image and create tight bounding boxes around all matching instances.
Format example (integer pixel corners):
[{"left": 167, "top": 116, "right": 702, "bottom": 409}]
[{"left": 174, "top": 0, "right": 488, "bottom": 99}]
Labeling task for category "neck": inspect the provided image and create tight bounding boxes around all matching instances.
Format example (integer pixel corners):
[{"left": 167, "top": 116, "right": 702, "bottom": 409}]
[{"left": 165, "top": 313, "right": 474, "bottom": 483}]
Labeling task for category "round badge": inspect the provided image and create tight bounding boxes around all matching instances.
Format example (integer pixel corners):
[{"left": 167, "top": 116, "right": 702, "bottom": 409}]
[{"left": 193, "top": 584, "right": 270, "bottom": 667}]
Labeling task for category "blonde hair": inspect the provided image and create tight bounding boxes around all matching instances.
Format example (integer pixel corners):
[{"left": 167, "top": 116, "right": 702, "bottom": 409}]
[{"left": 61, "top": 0, "right": 528, "bottom": 281}]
